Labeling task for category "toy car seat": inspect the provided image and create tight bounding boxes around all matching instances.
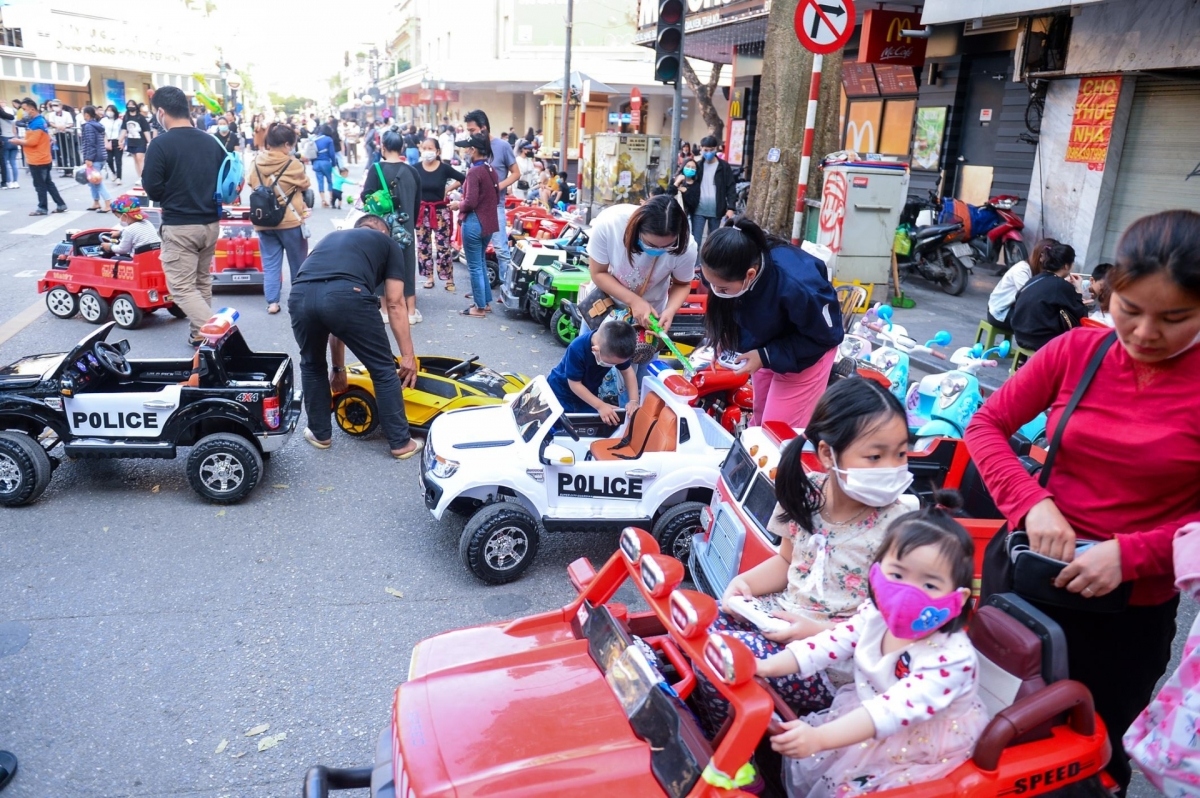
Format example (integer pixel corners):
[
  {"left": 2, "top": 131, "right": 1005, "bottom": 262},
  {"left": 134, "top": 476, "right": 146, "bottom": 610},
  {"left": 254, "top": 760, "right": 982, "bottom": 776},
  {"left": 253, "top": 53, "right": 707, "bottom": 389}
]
[
  {"left": 180, "top": 351, "right": 201, "bottom": 388},
  {"left": 589, "top": 392, "right": 677, "bottom": 461},
  {"left": 133, "top": 243, "right": 161, "bottom": 255},
  {"left": 969, "top": 593, "right": 1091, "bottom": 771}
]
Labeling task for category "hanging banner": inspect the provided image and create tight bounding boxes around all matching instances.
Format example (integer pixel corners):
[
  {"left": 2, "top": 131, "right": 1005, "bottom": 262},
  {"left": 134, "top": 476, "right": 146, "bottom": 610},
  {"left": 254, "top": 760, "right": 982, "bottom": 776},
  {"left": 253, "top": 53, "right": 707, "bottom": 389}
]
[
  {"left": 104, "top": 79, "right": 126, "bottom": 109},
  {"left": 1065, "top": 75, "right": 1122, "bottom": 168}
]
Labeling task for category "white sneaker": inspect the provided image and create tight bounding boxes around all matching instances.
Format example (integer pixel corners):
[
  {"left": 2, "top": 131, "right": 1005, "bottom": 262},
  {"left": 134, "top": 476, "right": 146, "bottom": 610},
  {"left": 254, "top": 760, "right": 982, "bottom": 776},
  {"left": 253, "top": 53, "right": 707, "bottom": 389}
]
[
  {"left": 7, "top": 183, "right": 17, "bottom": 189},
  {"left": 114, "top": 179, "right": 122, "bottom": 185},
  {"left": 409, "top": 309, "right": 423, "bottom": 324}
]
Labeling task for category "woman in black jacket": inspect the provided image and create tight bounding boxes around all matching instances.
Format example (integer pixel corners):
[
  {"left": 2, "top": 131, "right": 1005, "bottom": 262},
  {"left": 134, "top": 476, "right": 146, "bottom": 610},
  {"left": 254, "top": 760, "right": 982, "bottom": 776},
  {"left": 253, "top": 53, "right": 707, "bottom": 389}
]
[
  {"left": 702, "top": 217, "right": 844, "bottom": 427},
  {"left": 668, "top": 157, "right": 700, "bottom": 214},
  {"left": 1009, "top": 241, "right": 1088, "bottom": 350}
]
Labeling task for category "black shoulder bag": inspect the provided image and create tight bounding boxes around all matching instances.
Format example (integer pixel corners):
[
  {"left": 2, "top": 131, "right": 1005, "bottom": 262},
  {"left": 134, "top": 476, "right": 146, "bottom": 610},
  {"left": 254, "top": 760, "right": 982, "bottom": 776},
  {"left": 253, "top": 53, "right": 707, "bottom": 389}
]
[{"left": 979, "top": 330, "right": 1132, "bottom": 613}]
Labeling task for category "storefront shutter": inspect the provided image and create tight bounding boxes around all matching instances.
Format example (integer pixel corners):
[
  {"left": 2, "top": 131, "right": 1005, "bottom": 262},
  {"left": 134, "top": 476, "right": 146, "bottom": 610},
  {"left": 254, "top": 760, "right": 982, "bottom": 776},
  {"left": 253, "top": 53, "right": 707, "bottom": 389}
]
[{"left": 1101, "top": 80, "right": 1200, "bottom": 261}]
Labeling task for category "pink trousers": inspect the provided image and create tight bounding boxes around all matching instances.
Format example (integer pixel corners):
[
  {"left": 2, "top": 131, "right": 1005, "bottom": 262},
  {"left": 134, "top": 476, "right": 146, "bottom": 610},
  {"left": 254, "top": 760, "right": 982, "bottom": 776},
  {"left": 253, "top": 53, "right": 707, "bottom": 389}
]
[{"left": 751, "top": 348, "right": 837, "bottom": 428}]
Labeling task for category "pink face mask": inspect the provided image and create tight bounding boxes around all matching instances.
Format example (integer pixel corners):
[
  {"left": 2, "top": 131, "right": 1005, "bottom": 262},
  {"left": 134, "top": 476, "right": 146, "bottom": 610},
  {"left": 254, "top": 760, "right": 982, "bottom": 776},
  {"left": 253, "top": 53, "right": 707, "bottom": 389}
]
[{"left": 868, "top": 563, "right": 965, "bottom": 639}]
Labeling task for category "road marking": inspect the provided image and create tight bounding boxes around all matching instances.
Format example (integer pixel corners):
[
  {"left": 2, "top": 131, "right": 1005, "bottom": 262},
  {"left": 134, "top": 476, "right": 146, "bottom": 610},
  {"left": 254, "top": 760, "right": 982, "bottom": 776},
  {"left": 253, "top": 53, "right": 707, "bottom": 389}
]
[
  {"left": 9, "top": 210, "right": 87, "bottom": 236},
  {"left": 0, "top": 298, "right": 45, "bottom": 347},
  {"left": 12, "top": 269, "right": 39, "bottom": 277}
]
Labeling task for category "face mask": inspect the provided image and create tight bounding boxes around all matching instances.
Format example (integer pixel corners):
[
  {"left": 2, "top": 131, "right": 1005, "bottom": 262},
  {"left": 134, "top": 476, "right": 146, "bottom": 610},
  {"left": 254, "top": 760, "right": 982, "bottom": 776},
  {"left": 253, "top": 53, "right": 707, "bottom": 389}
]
[
  {"left": 594, "top": 353, "right": 619, "bottom": 367},
  {"left": 832, "top": 455, "right": 913, "bottom": 507},
  {"left": 218, "top": 125, "right": 229, "bottom": 134},
  {"left": 639, "top": 237, "right": 673, "bottom": 257},
  {"left": 702, "top": 150, "right": 717, "bottom": 161},
  {"left": 156, "top": 111, "right": 165, "bottom": 129},
  {"left": 420, "top": 150, "right": 437, "bottom": 162},
  {"left": 868, "top": 563, "right": 964, "bottom": 639},
  {"left": 682, "top": 167, "right": 696, "bottom": 178},
  {"left": 106, "top": 111, "right": 115, "bottom": 119}
]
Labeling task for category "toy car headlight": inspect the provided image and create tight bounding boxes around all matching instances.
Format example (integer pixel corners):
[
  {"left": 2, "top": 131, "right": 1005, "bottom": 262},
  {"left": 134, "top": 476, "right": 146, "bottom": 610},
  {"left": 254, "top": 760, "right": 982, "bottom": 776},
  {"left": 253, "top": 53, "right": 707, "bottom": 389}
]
[
  {"left": 938, "top": 374, "right": 969, "bottom": 408},
  {"left": 873, "top": 351, "right": 901, "bottom": 372},
  {"left": 148, "top": 290, "right": 159, "bottom": 302},
  {"left": 430, "top": 453, "right": 459, "bottom": 479}
]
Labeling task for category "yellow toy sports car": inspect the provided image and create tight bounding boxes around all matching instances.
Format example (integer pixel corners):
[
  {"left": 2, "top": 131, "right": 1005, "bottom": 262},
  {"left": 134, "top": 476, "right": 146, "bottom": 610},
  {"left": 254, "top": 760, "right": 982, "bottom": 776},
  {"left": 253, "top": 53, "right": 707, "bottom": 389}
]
[{"left": 331, "top": 355, "right": 529, "bottom": 437}]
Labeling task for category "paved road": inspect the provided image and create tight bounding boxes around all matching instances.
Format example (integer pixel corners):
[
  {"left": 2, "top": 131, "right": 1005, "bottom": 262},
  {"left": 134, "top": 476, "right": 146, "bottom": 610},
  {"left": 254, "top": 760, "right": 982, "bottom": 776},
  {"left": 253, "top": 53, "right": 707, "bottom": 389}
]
[{"left": 0, "top": 160, "right": 1186, "bottom": 796}]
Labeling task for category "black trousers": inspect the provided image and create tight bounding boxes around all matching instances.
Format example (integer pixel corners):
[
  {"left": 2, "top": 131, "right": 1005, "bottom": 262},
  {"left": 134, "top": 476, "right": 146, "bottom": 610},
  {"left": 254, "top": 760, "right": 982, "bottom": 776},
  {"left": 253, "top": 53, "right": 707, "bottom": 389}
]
[
  {"left": 1036, "top": 595, "right": 1179, "bottom": 796},
  {"left": 29, "top": 164, "right": 65, "bottom": 211},
  {"left": 288, "top": 281, "right": 412, "bottom": 449},
  {"left": 986, "top": 308, "right": 1013, "bottom": 333},
  {"left": 106, "top": 141, "right": 122, "bottom": 179}
]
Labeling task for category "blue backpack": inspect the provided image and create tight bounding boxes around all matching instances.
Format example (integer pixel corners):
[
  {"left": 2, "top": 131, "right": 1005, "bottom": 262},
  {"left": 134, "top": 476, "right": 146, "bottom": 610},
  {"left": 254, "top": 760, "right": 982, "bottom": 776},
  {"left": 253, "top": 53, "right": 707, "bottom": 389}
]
[{"left": 215, "top": 150, "right": 244, "bottom": 206}]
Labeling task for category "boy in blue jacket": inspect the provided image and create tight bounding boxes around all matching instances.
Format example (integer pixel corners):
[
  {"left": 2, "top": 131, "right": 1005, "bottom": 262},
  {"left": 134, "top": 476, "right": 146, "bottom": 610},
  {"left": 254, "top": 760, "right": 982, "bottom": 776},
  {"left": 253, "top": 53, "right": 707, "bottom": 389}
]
[{"left": 547, "top": 319, "right": 639, "bottom": 425}]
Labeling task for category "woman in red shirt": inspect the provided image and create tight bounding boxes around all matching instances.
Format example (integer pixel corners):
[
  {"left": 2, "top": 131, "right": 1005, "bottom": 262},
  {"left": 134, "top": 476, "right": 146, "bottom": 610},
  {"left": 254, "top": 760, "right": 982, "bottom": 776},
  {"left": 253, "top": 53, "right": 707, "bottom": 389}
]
[{"left": 965, "top": 209, "right": 1200, "bottom": 795}]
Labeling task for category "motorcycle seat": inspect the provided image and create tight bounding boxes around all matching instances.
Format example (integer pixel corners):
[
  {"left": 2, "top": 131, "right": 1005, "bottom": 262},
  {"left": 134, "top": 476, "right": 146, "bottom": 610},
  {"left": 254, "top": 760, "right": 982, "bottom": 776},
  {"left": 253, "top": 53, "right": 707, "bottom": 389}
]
[{"left": 913, "top": 222, "right": 963, "bottom": 239}]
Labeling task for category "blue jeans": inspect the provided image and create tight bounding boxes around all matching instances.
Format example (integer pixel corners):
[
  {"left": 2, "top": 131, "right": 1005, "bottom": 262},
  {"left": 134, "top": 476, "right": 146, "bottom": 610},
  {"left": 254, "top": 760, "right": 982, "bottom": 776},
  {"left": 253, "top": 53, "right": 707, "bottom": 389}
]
[
  {"left": 405, "top": 147, "right": 419, "bottom": 164},
  {"left": 3, "top": 141, "right": 16, "bottom": 183},
  {"left": 462, "top": 212, "right": 492, "bottom": 309},
  {"left": 312, "top": 159, "right": 333, "bottom": 193},
  {"left": 492, "top": 203, "right": 512, "bottom": 281},
  {"left": 289, "top": 281, "right": 412, "bottom": 449},
  {"left": 691, "top": 213, "right": 719, "bottom": 251},
  {"left": 259, "top": 226, "right": 310, "bottom": 305},
  {"left": 88, "top": 161, "right": 111, "bottom": 203}
]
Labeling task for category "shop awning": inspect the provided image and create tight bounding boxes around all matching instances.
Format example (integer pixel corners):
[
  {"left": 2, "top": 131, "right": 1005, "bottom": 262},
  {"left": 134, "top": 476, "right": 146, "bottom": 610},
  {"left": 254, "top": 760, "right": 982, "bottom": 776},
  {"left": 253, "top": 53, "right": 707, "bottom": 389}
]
[
  {"left": 0, "top": 55, "right": 89, "bottom": 86},
  {"left": 535, "top": 71, "right": 617, "bottom": 95},
  {"left": 921, "top": 0, "right": 1104, "bottom": 25}
]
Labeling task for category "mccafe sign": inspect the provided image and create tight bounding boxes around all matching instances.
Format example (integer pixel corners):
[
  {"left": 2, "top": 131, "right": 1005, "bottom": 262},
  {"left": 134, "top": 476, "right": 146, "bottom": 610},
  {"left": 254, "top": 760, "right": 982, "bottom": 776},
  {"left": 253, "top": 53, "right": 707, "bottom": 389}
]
[{"left": 859, "top": 9, "right": 927, "bottom": 67}]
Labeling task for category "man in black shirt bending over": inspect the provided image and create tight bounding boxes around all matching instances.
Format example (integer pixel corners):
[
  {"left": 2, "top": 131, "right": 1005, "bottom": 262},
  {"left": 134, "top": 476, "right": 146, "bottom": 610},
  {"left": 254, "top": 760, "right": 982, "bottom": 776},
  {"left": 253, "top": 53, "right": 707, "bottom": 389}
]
[
  {"left": 289, "top": 214, "right": 422, "bottom": 459},
  {"left": 142, "top": 86, "right": 227, "bottom": 347}
]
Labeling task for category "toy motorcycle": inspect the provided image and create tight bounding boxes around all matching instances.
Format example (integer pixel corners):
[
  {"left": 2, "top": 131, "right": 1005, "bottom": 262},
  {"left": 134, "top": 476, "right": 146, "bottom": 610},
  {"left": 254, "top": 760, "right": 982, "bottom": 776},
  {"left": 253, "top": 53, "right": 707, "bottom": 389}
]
[{"left": 906, "top": 341, "right": 1009, "bottom": 439}]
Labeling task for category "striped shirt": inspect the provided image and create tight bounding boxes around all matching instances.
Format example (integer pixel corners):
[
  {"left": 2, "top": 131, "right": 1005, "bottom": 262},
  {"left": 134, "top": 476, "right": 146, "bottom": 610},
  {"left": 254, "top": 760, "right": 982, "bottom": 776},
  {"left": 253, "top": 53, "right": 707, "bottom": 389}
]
[{"left": 113, "top": 219, "right": 162, "bottom": 256}]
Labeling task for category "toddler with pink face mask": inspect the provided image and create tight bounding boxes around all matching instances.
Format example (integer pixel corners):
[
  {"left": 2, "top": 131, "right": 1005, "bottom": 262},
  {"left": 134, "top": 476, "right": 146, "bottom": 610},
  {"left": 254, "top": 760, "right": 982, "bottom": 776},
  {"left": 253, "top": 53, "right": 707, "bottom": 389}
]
[{"left": 757, "top": 508, "right": 988, "bottom": 798}]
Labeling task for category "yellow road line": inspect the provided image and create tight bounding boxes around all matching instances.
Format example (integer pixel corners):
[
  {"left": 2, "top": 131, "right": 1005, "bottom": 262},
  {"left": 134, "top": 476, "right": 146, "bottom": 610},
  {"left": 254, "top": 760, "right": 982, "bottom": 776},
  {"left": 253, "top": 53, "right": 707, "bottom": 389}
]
[{"left": 0, "top": 298, "right": 45, "bottom": 347}]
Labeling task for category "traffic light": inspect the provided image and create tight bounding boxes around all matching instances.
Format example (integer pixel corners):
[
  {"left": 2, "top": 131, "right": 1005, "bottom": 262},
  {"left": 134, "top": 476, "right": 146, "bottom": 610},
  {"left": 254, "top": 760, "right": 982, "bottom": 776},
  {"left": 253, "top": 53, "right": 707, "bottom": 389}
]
[{"left": 654, "top": 0, "right": 685, "bottom": 84}]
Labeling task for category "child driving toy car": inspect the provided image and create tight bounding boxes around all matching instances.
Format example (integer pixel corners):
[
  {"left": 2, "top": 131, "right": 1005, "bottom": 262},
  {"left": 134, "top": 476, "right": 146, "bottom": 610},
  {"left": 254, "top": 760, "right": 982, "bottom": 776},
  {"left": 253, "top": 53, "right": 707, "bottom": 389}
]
[
  {"left": 546, "top": 318, "right": 639, "bottom": 426},
  {"left": 757, "top": 507, "right": 988, "bottom": 797},
  {"left": 99, "top": 194, "right": 161, "bottom": 257}
]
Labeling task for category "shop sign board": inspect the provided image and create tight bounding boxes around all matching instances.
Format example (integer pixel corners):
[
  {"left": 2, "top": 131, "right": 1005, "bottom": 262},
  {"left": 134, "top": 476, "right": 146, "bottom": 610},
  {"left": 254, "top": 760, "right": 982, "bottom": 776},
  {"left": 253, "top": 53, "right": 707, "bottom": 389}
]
[
  {"left": 858, "top": 9, "right": 927, "bottom": 67},
  {"left": 1066, "top": 75, "right": 1122, "bottom": 169}
]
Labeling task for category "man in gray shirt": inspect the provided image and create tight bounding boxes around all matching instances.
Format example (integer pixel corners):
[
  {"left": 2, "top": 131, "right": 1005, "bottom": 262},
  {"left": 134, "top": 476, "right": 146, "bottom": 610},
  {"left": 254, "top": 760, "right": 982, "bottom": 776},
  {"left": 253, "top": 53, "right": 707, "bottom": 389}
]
[
  {"left": 691, "top": 134, "right": 739, "bottom": 250},
  {"left": 465, "top": 109, "right": 518, "bottom": 281}
]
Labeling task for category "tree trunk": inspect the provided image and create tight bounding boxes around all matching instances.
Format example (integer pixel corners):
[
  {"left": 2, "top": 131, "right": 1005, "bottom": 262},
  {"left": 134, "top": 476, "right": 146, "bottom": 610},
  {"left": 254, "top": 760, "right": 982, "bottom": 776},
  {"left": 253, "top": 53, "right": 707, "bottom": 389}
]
[
  {"left": 745, "top": 0, "right": 844, "bottom": 239},
  {"left": 681, "top": 58, "right": 725, "bottom": 140}
]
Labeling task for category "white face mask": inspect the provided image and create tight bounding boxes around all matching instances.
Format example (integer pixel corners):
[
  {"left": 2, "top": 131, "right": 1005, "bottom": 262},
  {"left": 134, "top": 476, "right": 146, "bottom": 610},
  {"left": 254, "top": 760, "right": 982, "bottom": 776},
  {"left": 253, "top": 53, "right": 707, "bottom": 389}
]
[
  {"left": 420, "top": 150, "right": 437, "bottom": 162},
  {"left": 832, "top": 456, "right": 913, "bottom": 507}
]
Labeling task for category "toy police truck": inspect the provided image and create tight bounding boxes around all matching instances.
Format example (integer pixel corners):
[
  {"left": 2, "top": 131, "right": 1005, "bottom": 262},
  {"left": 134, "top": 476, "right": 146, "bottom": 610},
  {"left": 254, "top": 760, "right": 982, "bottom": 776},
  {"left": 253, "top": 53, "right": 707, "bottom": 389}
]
[
  {"left": 0, "top": 313, "right": 300, "bottom": 506},
  {"left": 420, "top": 366, "right": 734, "bottom": 584}
]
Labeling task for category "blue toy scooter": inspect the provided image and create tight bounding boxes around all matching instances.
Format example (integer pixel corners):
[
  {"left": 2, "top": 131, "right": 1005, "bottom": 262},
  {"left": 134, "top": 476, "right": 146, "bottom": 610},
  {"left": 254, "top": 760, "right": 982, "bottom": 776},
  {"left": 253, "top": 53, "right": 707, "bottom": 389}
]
[
  {"left": 868, "top": 329, "right": 953, "bottom": 404},
  {"left": 906, "top": 341, "right": 1010, "bottom": 439}
]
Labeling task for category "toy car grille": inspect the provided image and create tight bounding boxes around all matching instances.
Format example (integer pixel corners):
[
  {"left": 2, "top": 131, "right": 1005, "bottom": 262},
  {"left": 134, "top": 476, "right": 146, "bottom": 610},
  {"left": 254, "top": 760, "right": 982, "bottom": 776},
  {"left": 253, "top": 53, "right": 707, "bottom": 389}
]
[
  {"left": 707, "top": 506, "right": 744, "bottom": 591},
  {"left": 536, "top": 270, "right": 551, "bottom": 287}
]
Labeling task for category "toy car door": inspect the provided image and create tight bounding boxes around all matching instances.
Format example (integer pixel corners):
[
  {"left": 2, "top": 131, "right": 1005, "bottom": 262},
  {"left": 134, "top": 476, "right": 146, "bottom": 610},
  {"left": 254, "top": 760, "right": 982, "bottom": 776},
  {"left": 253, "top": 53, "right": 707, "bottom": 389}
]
[{"left": 63, "top": 384, "right": 182, "bottom": 438}]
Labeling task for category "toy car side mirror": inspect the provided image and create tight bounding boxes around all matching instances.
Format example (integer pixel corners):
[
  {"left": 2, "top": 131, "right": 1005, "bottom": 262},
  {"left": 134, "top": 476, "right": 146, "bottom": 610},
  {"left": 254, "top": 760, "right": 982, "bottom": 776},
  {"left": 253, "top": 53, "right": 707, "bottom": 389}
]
[
  {"left": 932, "top": 330, "right": 952, "bottom": 346},
  {"left": 115, "top": 339, "right": 131, "bottom": 355},
  {"left": 542, "top": 443, "right": 575, "bottom": 467}
]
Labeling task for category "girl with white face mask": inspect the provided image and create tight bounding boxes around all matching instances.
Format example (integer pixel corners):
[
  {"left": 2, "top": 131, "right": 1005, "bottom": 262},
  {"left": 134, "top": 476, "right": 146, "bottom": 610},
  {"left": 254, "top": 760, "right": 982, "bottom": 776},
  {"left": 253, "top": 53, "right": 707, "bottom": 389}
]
[
  {"left": 693, "top": 378, "right": 917, "bottom": 731},
  {"left": 414, "top": 137, "right": 465, "bottom": 292}
]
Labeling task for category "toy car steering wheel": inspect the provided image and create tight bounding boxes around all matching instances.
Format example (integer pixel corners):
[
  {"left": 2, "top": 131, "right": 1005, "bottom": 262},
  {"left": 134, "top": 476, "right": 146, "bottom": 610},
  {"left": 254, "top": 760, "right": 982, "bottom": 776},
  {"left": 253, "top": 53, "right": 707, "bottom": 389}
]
[
  {"left": 99, "top": 232, "right": 116, "bottom": 245},
  {"left": 444, "top": 356, "right": 479, "bottom": 380},
  {"left": 94, "top": 341, "right": 132, "bottom": 378},
  {"left": 754, "top": 676, "right": 799, "bottom": 737},
  {"left": 558, "top": 414, "right": 581, "bottom": 441}
]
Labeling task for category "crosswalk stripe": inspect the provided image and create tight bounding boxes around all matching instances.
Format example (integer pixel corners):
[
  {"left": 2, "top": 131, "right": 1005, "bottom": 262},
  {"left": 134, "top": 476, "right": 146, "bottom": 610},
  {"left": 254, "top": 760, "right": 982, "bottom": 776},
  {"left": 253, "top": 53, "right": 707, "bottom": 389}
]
[{"left": 9, "top": 209, "right": 87, "bottom": 236}]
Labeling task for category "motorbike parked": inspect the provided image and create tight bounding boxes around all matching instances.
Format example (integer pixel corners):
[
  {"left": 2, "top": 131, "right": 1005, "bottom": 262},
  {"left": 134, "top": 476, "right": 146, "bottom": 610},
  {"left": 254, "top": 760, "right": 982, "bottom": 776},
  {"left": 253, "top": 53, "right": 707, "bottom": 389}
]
[
  {"left": 894, "top": 193, "right": 976, "bottom": 296},
  {"left": 941, "top": 195, "right": 1028, "bottom": 275}
]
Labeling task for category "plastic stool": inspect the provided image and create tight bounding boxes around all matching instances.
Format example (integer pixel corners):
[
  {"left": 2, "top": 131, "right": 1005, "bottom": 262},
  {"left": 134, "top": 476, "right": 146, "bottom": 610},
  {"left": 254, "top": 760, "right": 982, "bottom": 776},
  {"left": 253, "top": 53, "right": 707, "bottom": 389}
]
[
  {"left": 975, "top": 319, "right": 1010, "bottom": 350},
  {"left": 1010, "top": 345, "right": 1037, "bottom": 375}
]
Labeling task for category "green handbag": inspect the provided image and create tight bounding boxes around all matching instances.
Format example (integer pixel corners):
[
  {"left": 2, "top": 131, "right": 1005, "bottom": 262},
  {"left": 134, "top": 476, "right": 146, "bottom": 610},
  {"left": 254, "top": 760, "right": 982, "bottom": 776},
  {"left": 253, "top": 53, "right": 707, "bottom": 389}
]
[{"left": 362, "top": 163, "right": 395, "bottom": 216}]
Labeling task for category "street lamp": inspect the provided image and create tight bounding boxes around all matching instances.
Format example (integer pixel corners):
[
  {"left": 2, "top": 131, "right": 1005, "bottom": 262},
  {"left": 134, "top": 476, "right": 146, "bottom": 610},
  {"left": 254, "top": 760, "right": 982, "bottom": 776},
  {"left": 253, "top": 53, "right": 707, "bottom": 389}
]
[{"left": 227, "top": 73, "right": 241, "bottom": 114}]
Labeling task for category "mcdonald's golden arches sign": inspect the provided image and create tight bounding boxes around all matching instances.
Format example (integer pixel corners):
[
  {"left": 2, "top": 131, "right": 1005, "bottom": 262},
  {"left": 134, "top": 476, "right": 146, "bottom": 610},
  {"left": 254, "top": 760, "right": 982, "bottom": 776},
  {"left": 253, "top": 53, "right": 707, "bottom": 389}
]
[{"left": 859, "top": 9, "right": 927, "bottom": 67}]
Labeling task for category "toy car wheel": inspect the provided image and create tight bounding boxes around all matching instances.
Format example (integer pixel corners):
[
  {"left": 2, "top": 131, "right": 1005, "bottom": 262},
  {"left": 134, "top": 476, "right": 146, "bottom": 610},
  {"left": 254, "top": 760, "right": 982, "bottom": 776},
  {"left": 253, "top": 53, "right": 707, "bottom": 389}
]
[
  {"left": 166, "top": 304, "right": 188, "bottom": 319},
  {"left": 527, "top": 300, "right": 551, "bottom": 326},
  {"left": 550, "top": 309, "right": 579, "bottom": 347},
  {"left": 459, "top": 502, "right": 541, "bottom": 585},
  {"left": 652, "top": 501, "right": 707, "bottom": 568},
  {"left": 111, "top": 294, "right": 145, "bottom": 330},
  {"left": 186, "top": 432, "right": 263, "bottom": 504},
  {"left": 45, "top": 287, "right": 78, "bottom": 319},
  {"left": 333, "top": 389, "right": 379, "bottom": 437},
  {"left": 0, "top": 431, "right": 53, "bottom": 507},
  {"left": 485, "top": 256, "right": 501, "bottom": 289},
  {"left": 77, "top": 289, "right": 110, "bottom": 324}
]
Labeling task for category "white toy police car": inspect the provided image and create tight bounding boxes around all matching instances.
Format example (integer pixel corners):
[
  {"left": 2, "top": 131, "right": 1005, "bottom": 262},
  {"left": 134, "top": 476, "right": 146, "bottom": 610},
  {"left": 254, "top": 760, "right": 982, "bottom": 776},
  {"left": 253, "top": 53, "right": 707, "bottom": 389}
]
[{"left": 419, "top": 364, "right": 734, "bottom": 583}]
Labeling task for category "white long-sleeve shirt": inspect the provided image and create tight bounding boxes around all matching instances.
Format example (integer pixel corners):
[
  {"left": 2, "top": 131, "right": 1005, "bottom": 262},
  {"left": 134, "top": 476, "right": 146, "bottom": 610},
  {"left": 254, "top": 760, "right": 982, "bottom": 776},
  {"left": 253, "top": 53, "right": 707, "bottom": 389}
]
[
  {"left": 785, "top": 602, "right": 981, "bottom": 739},
  {"left": 987, "top": 260, "right": 1033, "bottom": 323}
]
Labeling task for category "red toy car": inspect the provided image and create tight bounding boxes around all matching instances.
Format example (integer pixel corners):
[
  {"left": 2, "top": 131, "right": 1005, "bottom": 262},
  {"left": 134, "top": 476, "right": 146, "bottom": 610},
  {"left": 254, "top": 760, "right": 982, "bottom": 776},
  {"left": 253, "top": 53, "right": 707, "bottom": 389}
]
[
  {"left": 210, "top": 208, "right": 264, "bottom": 290},
  {"left": 301, "top": 527, "right": 1111, "bottom": 798},
  {"left": 39, "top": 227, "right": 183, "bottom": 330}
]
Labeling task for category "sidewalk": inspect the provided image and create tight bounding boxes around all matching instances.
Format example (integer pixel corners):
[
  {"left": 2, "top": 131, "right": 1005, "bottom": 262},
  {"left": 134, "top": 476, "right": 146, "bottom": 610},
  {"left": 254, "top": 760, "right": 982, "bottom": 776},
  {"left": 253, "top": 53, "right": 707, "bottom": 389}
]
[{"left": 879, "top": 264, "right": 1010, "bottom": 393}]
